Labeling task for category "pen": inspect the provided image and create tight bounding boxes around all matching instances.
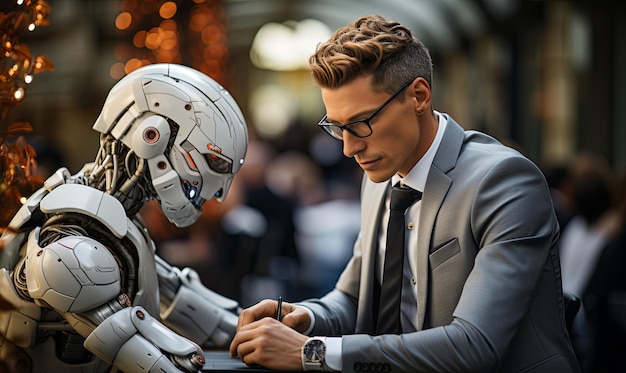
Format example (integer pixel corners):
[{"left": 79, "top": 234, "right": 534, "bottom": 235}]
[{"left": 276, "top": 296, "right": 283, "bottom": 321}]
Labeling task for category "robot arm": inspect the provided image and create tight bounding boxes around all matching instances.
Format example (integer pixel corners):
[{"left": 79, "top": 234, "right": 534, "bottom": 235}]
[
  {"left": 24, "top": 233, "right": 206, "bottom": 372},
  {"left": 84, "top": 306, "right": 205, "bottom": 373},
  {"left": 156, "top": 256, "right": 240, "bottom": 348}
]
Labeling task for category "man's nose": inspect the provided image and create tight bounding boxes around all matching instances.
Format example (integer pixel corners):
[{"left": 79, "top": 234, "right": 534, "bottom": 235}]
[{"left": 342, "top": 131, "right": 365, "bottom": 158}]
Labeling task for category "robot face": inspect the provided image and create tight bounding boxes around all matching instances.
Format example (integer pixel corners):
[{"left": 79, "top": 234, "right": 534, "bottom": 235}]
[{"left": 93, "top": 64, "right": 248, "bottom": 227}]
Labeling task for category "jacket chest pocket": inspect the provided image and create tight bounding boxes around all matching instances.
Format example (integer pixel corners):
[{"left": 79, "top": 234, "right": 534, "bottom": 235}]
[
  {"left": 427, "top": 238, "right": 469, "bottom": 326},
  {"left": 429, "top": 238, "right": 460, "bottom": 269}
]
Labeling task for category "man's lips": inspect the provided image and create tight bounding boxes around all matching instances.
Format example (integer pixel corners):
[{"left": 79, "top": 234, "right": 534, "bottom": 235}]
[{"left": 357, "top": 158, "right": 381, "bottom": 170}]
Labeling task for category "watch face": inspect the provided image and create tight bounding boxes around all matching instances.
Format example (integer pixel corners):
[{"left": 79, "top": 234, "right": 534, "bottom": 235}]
[{"left": 304, "top": 339, "right": 326, "bottom": 363}]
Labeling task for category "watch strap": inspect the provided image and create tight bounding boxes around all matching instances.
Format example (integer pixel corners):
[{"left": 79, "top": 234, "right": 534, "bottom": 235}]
[{"left": 304, "top": 361, "right": 323, "bottom": 371}]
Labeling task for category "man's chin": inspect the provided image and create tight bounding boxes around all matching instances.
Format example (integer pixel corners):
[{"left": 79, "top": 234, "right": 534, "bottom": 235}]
[{"left": 364, "top": 170, "right": 394, "bottom": 184}]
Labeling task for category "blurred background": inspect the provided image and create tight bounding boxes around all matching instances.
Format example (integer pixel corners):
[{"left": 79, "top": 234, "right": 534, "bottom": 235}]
[
  {"left": 6, "top": 0, "right": 626, "bottom": 172},
  {"left": 2, "top": 0, "right": 626, "bottom": 370}
]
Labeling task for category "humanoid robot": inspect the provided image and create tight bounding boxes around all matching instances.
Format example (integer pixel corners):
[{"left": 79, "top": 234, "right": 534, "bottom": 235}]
[{"left": 0, "top": 64, "right": 248, "bottom": 372}]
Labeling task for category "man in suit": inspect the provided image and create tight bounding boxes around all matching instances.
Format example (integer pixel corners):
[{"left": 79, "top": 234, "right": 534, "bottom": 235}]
[{"left": 229, "top": 15, "right": 580, "bottom": 372}]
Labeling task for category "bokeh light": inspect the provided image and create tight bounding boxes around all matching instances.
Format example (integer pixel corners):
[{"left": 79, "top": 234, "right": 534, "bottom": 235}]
[
  {"left": 115, "top": 11, "right": 133, "bottom": 30},
  {"left": 113, "top": 0, "right": 230, "bottom": 83},
  {"left": 250, "top": 19, "right": 332, "bottom": 71},
  {"left": 159, "top": 2, "right": 177, "bottom": 19}
]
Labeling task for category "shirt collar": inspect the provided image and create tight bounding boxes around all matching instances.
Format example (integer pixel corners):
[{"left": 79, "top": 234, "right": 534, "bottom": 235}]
[{"left": 392, "top": 110, "right": 447, "bottom": 192}]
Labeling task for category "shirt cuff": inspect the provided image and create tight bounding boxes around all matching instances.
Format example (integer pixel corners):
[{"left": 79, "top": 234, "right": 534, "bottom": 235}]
[{"left": 323, "top": 337, "right": 342, "bottom": 372}]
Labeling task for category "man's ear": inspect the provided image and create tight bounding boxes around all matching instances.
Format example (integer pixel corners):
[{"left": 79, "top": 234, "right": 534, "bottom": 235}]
[{"left": 411, "top": 77, "right": 431, "bottom": 114}]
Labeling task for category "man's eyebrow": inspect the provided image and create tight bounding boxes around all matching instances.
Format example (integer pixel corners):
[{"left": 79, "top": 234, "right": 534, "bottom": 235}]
[{"left": 327, "top": 107, "right": 376, "bottom": 124}]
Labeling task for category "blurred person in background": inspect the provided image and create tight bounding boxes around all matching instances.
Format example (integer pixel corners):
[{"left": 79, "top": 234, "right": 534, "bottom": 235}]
[
  {"left": 582, "top": 167, "right": 626, "bottom": 372},
  {"left": 560, "top": 154, "right": 619, "bottom": 298},
  {"left": 228, "top": 15, "right": 579, "bottom": 372},
  {"left": 559, "top": 153, "right": 620, "bottom": 369},
  {"left": 216, "top": 140, "right": 300, "bottom": 306},
  {"left": 264, "top": 149, "right": 360, "bottom": 299},
  {"left": 542, "top": 160, "right": 575, "bottom": 231}
]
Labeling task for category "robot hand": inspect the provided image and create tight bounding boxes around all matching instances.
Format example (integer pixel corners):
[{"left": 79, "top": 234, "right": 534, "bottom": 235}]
[
  {"left": 84, "top": 306, "right": 205, "bottom": 373},
  {"left": 156, "top": 256, "right": 240, "bottom": 348}
]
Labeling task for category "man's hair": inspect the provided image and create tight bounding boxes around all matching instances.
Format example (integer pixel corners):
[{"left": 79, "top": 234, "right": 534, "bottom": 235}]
[{"left": 309, "top": 15, "right": 433, "bottom": 93}]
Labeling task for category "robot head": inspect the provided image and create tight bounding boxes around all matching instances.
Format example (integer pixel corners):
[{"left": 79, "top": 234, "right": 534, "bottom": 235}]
[{"left": 92, "top": 64, "right": 248, "bottom": 227}]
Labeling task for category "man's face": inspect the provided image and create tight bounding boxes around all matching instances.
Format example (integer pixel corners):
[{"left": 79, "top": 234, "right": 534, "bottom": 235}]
[{"left": 320, "top": 76, "right": 424, "bottom": 183}]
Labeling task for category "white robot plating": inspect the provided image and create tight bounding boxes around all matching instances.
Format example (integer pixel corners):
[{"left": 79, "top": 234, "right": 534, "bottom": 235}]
[{"left": 0, "top": 64, "right": 248, "bottom": 372}]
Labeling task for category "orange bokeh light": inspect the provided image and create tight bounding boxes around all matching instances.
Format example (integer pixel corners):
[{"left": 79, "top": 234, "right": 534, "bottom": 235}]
[
  {"left": 114, "top": 0, "right": 230, "bottom": 85},
  {"left": 201, "top": 25, "right": 223, "bottom": 45},
  {"left": 110, "top": 62, "right": 126, "bottom": 80},
  {"left": 160, "top": 19, "right": 177, "bottom": 31},
  {"left": 133, "top": 30, "right": 147, "bottom": 48},
  {"left": 161, "top": 38, "right": 178, "bottom": 51},
  {"left": 189, "top": 12, "right": 209, "bottom": 33},
  {"left": 124, "top": 58, "right": 143, "bottom": 74},
  {"left": 159, "top": 2, "right": 177, "bottom": 19},
  {"left": 145, "top": 28, "right": 162, "bottom": 50},
  {"left": 115, "top": 12, "right": 133, "bottom": 30},
  {"left": 203, "top": 44, "right": 225, "bottom": 60}
]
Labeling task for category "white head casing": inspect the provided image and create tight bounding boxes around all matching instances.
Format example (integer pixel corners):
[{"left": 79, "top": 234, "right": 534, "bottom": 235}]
[{"left": 92, "top": 64, "right": 248, "bottom": 227}]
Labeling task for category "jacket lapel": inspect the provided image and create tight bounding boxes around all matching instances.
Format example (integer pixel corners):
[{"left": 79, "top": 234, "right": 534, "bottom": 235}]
[{"left": 415, "top": 115, "right": 464, "bottom": 330}]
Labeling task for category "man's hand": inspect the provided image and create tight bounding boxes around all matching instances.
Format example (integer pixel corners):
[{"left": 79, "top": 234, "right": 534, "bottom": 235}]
[
  {"left": 237, "top": 299, "right": 312, "bottom": 333},
  {"left": 229, "top": 299, "right": 312, "bottom": 371}
]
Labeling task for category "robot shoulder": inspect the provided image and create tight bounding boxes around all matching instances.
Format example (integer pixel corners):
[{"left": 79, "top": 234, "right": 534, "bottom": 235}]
[
  {"left": 25, "top": 233, "right": 121, "bottom": 313},
  {"left": 40, "top": 183, "right": 128, "bottom": 238},
  {"left": 0, "top": 168, "right": 73, "bottom": 268}
]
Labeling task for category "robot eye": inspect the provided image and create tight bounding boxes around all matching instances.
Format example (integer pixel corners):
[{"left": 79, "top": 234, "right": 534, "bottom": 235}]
[{"left": 204, "top": 152, "right": 232, "bottom": 174}]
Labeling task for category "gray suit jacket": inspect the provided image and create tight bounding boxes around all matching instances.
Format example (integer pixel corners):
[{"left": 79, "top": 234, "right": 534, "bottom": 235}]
[{"left": 300, "top": 116, "right": 580, "bottom": 372}]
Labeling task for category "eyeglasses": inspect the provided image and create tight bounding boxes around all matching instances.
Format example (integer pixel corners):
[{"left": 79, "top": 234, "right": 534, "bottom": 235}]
[{"left": 318, "top": 81, "right": 413, "bottom": 140}]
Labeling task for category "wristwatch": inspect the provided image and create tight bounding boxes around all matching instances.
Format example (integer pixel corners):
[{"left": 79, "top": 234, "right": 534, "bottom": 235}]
[{"left": 301, "top": 337, "right": 326, "bottom": 371}]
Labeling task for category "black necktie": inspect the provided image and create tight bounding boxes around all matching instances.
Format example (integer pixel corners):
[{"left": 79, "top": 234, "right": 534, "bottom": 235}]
[{"left": 376, "top": 183, "right": 422, "bottom": 334}]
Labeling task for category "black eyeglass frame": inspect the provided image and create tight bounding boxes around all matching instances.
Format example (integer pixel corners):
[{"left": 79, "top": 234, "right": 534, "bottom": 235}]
[{"left": 318, "top": 80, "right": 413, "bottom": 140}]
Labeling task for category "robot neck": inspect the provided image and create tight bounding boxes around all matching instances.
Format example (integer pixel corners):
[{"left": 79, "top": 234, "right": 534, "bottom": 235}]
[{"left": 84, "top": 135, "right": 155, "bottom": 216}]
